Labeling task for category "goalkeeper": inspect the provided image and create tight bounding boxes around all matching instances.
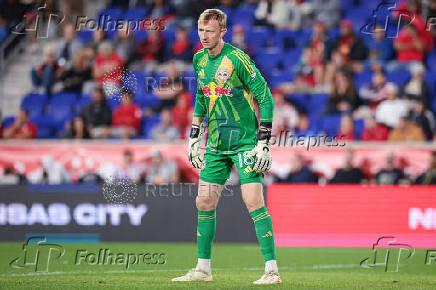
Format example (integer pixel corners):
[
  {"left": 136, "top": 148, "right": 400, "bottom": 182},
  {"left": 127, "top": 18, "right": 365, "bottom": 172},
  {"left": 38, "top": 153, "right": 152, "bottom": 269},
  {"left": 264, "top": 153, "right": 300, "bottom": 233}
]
[{"left": 172, "top": 9, "right": 281, "bottom": 285}]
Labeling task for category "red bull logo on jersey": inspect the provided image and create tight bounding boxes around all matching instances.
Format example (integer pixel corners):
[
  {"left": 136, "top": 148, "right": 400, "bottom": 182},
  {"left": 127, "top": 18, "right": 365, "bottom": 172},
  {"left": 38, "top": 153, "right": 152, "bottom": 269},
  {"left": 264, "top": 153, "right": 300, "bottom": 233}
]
[{"left": 202, "top": 83, "right": 233, "bottom": 98}]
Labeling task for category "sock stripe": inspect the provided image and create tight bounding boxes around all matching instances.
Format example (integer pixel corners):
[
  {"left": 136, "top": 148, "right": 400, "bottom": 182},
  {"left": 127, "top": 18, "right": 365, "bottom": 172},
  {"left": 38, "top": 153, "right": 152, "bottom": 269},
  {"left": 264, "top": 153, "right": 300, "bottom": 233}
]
[{"left": 252, "top": 212, "right": 270, "bottom": 222}]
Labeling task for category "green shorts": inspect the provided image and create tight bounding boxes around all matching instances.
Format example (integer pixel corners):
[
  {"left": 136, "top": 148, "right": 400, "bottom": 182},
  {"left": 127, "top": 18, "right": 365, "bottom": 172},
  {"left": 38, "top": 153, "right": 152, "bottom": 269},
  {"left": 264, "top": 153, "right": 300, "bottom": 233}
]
[{"left": 199, "top": 149, "right": 263, "bottom": 185}]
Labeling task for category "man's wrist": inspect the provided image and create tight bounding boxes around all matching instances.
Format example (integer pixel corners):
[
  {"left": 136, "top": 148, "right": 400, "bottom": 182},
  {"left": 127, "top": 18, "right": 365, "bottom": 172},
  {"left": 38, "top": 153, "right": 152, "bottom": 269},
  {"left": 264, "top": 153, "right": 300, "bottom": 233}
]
[{"left": 190, "top": 124, "right": 201, "bottom": 138}]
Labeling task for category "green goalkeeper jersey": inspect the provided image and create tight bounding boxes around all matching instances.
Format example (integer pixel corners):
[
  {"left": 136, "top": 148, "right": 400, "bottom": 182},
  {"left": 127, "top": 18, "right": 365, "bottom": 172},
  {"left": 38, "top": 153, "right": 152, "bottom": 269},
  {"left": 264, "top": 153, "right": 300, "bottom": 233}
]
[{"left": 193, "top": 42, "right": 274, "bottom": 154}]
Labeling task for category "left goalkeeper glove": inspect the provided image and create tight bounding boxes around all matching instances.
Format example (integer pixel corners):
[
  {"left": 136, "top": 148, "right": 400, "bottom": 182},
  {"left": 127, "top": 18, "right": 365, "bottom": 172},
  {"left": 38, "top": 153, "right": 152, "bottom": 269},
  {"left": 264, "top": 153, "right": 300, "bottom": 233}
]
[{"left": 247, "top": 125, "right": 272, "bottom": 173}]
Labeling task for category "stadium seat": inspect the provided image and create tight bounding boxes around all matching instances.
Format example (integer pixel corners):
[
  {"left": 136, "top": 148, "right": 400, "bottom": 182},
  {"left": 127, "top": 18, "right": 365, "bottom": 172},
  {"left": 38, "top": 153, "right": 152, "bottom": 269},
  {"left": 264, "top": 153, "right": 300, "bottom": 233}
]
[
  {"left": 123, "top": 8, "right": 147, "bottom": 20},
  {"left": 282, "top": 49, "right": 302, "bottom": 70},
  {"left": 133, "top": 30, "right": 149, "bottom": 43},
  {"left": 247, "top": 27, "right": 271, "bottom": 55},
  {"left": 1, "top": 116, "right": 15, "bottom": 129},
  {"left": 97, "top": 8, "right": 123, "bottom": 20},
  {"left": 344, "top": 8, "right": 370, "bottom": 33},
  {"left": 77, "top": 30, "right": 93, "bottom": 44},
  {"left": 386, "top": 70, "right": 410, "bottom": 87},
  {"left": 353, "top": 118, "right": 365, "bottom": 140},
  {"left": 308, "top": 93, "right": 329, "bottom": 118},
  {"left": 254, "top": 48, "right": 281, "bottom": 77},
  {"left": 47, "top": 93, "right": 77, "bottom": 125},
  {"left": 106, "top": 97, "right": 121, "bottom": 111},
  {"left": 142, "top": 114, "right": 162, "bottom": 139},
  {"left": 30, "top": 116, "right": 56, "bottom": 138},
  {"left": 21, "top": 93, "right": 47, "bottom": 119},
  {"left": 232, "top": 7, "right": 255, "bottom": 28},
  {"left": 353, "top": 70, "right": 373, "bottom": 90},
  {"left": 320, "top": 114, "right": 342, "bottom": 136},
  {"left": 273, "top": 29, "right": 298, "bottom": 52},
  {"left": 269, "top": 71, "right": 293, "bottom": 88},
  {"left": 134, "top": 93, "right": 161, "bottom": 108},
  {"left": 426, "top": 53, "right": 436, "bottom": 73},
  {"left": 287, "top": 94, "right": 309, "bottom": 112},
  {"left": 75, "top": 95, "right": 92, "bottom": 114}
]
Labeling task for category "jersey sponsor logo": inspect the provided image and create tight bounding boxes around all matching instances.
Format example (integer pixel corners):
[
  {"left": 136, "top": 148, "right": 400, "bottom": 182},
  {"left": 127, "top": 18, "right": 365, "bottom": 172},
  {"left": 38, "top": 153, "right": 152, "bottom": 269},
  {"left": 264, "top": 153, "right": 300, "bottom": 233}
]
[
  {"left": 215, "top": 56, "right": 234, "bottom": 87},
  {"left": 262, "top": 231, "right": 273, "bottom": 238}
]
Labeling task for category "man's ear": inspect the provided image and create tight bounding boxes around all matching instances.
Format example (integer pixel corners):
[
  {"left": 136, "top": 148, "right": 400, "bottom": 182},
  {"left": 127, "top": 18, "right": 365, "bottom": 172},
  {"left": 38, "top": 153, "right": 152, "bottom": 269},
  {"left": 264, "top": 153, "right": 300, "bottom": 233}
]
[{"left": 220, "top": 28, "right": 227, "bottom": 38}]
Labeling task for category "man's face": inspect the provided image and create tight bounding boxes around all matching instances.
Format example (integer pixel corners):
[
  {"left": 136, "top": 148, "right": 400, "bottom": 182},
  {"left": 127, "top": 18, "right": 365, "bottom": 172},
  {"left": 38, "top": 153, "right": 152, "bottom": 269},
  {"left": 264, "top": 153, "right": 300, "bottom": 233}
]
[
  {"left": 198, "top": 19, "right": 226, "bottom": 50},
  {"left": 93, "top": 90, "right": 104, "bottom": 103}
]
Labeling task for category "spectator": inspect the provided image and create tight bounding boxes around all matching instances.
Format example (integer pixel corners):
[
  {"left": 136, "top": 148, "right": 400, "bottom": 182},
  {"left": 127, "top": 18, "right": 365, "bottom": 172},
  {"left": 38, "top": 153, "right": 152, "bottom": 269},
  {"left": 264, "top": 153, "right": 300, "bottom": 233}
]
[
  {"left": 133, "top": 29, "right": 165, "bottom": 72},
  {"left": 168, "top": 26, "right": 193, "bottom": 62},
  {"left": 415, "top": 151, "right": 436, "bottom": 185},
  {"left": 151, "top": 109, "right": 180, "bottom": 141},
  {"left": 392, "top": 24, "right": 426, "bottom": 66},
  {"left": 112, "top": 91, "right": 142, "bottom": 139},
  {"left": 231, "top": 25, "right": 252, "bottom": 57},
  {"left": 325, "top": 67, "right": 361, "bottom": 115},
  {"left": 72, "top": 87, "right": 112, "bottom": 139},
  {"left": 359, "top": 68, "right": 389, "bottom": 108},
  {"left": 114, "top": 23, "right": 136, "bottom": 64},
  {"left": 153, "top": 60, "right": 185, "bottom": 111},
  {"left": 325, "top": 20, "right": 368, "bottom": 66},
  {"left": 310, "top": 0, "right": 340, "bottom": 29},
  {"left": 86, "top": 28, "right": 107, "bottom": 56},
  {"left": 366, "top": 24, "right": 394, "bottom": 65},
  {"left": 113, "top": 149, "right": 142, "bottom": 183},
  {"left": 375, "top": 83, "right": 411, "bottom": 128},
  {"left": 172, "top": 93, "right": 193, "bottom": 139},
  {"left": 278, "top": 153, "right": 318, "bottom": 183},
  {"left": 56, "top": 23, "right": 83, "bottom": 66},
  {"left": 28, "top": 155, "right": 70, "bottom": 184},
  {"left": 375, "top": 152, "right": 406, "bottom": 185},
  {"left": 31, "top": 45, "right": 62, "bottom": 95},
  {"left": 388, "top": 115, "right": 425, "bottom": 142},
  {"left": 408, "top": 100, "right": 436, "bottom": 140},
  {"left": 360, "top": 115, "right": 389, "bottom": 141},
  {"left": 146, "top": 149, "right": 180, "bottom": 184},
  {"left": 337, "top": 114, "right": 354, "bottom": 141},
  {"left": 330, "top": 149, "right": 364, "bottom": 184},
  {"left": 2, "top": 109, "right": 37, "bottom": 139},
  {"left": 401, "top": 63, "right": 431, "bottom": 109},
  {"left": 93, "top": 41, "right": 124, "bottom": 86},
  {"left": 304, "top": 21, "right": 328, "bottom": 86},
  {"left": 254, "top": 0, "right": 294, "bottom": 29},
  {"left": 59, "top": 48, "right": 92, "bottom": 94},
  {"left": 271, "top": 89, "right": 299, "bottom": 136},
  {"left": 0, "top": 167, "right": 21, "bottom": 185}
]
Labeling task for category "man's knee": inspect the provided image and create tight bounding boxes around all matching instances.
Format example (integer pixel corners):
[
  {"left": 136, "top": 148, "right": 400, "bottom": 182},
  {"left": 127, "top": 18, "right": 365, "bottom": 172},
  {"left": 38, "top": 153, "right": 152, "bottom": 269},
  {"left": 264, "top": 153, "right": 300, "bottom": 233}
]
[{"left": 196, "top": 196, "right": 216, "bottom": 211}]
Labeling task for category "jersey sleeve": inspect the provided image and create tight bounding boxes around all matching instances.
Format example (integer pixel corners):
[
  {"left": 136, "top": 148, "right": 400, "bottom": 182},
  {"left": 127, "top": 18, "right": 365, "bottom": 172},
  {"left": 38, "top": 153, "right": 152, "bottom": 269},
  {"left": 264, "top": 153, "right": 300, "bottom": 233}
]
[
  {"left": 229, "top": 50, "right": 274, "bottom": 123},
  {"left": 192, "top": 52, "right": 207, "bottom": 119}
]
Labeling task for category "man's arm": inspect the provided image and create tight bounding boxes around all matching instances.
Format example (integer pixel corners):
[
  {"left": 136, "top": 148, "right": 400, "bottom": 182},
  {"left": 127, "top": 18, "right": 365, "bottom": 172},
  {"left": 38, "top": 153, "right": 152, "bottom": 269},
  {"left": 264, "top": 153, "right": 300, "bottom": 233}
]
[{"left": 229, "top": 50, "right": 274, "bottom": 129}]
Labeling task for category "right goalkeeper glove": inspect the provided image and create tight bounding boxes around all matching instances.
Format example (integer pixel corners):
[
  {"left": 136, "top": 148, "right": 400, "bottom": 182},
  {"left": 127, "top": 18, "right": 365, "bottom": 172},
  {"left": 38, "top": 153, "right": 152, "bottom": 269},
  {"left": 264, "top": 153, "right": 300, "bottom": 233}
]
[{"left": 188, "top": 123, "right": 204, "bottom": 169}]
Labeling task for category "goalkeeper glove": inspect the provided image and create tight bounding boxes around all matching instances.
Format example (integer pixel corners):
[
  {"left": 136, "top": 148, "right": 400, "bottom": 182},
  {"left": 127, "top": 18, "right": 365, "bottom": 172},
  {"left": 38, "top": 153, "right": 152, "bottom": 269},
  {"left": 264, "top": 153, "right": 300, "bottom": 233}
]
[
  {"left": 188, "top": 123, "right": 204, "bottom": 169},
  {"left": 247, "top": 125, "right": 272, "bottom": 173}
]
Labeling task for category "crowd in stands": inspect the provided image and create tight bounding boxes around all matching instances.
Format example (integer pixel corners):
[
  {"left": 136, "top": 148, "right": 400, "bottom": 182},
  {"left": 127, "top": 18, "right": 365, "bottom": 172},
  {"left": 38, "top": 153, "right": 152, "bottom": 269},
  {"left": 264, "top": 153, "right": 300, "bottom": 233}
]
[{"left": 0, "top": 0, "right": 435, "bottom": 143}]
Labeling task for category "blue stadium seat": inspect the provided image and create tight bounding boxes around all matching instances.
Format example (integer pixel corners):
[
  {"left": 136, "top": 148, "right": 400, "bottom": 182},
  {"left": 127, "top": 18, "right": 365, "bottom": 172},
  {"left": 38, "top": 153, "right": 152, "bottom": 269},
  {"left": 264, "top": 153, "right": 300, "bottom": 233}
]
[
  {"left": 353, "top": 118, "right": 365, "bottom": 140},
  {"left": 282, "top": 49, "right": 302, "bottom": 70},
  {"left": 97, "top": 8, "right": 123, "bottom": 20},
  {"left": 353, "top": 70, "right": 373, "bottom": 90},
  {"left": 320, "top": 114, "right": 342, "bottom": 136},
  {"left": 273, "top": 29, "right": 298, "bottom": 51},
  {"left": 269, "top": 71, "right": 293, "bottom": 88},
  {"left": 107, "top": 97, "right": 121, "bottom": 111},
  {"left": 75, "top": 95, "right": 92, "bottom": 114},
  {"left": 47, "top": 93, "right": 77, "bottom": 125},
  {"left": 308, "top": 93, "right": 329, "bottom": 118},
  {"left": 123, "top": 8, "right": 147, "bottom": 21},
  {"left": 142, "top": 114, "right": 162, "bottom": 139},
  {"left": 30, "top": 116, "right": 56, "bottom": 138},
  {"left": 386, "top": 70, "right": 410, "bottom": 87},
  {"left": 344, "top": 8, "right": 370, "bottom": 33},
  {"left": 21, "top": 93, "right": 47, "bottom": 119},
  {"left": 2, "top": 116, "right": 15, "bottom": 129},
  {"left": 247, "top": 27, "right": 271, "bottom": 55},
  {"left": 77, "top": 30, "right": 93, "bottom": 44},
  {"left": 133, "top": 30, "right": 149, "bottom": 43},
  {"left": 232, "top": 7, "right": 255, "bottom": 28},
  {"left": 287, "top": 94, "right": 309, "bottom": 112},
  {"left": 424, "top": 71, "right": 436, "bottom": 101},
  {"left": 426, "top": 53, "right": 436, "bottom": 73},
  {"left": 134, "top": 93, "right": 161, "bottom": 108},
  {"left": 254, "top": 48, "right": 281, "bottom": 77}
]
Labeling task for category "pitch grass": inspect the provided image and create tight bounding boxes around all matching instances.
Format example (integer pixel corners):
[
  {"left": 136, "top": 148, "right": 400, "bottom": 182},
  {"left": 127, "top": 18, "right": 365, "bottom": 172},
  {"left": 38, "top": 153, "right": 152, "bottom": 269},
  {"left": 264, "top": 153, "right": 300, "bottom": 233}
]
[{"left": 1, "top": 242, "right": 435, "bottom": 289}]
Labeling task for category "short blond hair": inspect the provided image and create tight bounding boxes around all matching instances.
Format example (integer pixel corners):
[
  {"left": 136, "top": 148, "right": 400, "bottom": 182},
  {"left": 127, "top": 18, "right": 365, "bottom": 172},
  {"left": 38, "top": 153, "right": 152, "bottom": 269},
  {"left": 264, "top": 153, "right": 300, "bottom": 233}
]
[{"left": 198, "top": 9, "right": 227, "bottom": 29}]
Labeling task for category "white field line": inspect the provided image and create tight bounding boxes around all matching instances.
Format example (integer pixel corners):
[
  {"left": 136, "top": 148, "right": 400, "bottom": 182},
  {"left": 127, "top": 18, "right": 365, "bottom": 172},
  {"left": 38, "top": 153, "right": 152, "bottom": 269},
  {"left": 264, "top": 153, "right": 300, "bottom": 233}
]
[{"left": 1, "top": 264, "right": 366, "bottom": 277}]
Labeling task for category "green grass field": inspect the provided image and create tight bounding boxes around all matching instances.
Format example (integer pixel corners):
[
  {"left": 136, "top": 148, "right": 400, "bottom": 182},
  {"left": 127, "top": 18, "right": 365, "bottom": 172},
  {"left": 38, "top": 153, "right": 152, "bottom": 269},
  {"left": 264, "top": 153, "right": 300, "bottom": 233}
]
[{"left": 1, "top": 242, "right": 435, "bottom": 289}]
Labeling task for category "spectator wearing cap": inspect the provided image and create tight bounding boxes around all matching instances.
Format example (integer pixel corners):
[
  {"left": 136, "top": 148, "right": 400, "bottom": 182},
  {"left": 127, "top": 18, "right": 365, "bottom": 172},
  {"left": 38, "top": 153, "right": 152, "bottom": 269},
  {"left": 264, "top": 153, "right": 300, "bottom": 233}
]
[
  {"left": 146, "top": 149, "right": 180, "bottom": 184},
  {"left": 388, "top": 115, "right": 425, "bottom": 142},
  {"left": 2, "top": 109, "right": 37, "bottom": 139},
  {"left": 375, "top": 83, "right": 411, "bottom": 128},
  {"left": 325, "top": 20, "right": 368, "bottom": 67},
  {"left": 111, "top": 91, "right": 142, "bottom": 139},
  {"left": 415, "top": 151, "right": 436, "bottom": 185},
  {"left": 151, "top": 109, "right": 180, "bottom": 141},
  {"left": 401, "top": 63, "right": 432, "bottom": 110}
]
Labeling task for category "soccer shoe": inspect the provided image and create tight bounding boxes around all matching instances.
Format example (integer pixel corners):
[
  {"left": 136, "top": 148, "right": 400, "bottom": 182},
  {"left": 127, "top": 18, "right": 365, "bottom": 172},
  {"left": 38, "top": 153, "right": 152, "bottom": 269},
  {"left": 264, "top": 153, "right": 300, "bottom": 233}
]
[
  {"left": 171, "top": 268, "right": 213, "bottom": 282},
  {"left": 253, "top": 271, "right": 282, "bottom": 285}
]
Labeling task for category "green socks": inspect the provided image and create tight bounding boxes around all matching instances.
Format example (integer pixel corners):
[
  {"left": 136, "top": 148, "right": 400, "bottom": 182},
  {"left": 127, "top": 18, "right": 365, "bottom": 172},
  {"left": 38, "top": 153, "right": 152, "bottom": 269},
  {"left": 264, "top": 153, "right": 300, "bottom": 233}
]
[
  {"left": 251, "top": 206, "right": 277, "bottom": 261},
  {"left": 197, "top": 210, "right": 216, "bottom": 259}
]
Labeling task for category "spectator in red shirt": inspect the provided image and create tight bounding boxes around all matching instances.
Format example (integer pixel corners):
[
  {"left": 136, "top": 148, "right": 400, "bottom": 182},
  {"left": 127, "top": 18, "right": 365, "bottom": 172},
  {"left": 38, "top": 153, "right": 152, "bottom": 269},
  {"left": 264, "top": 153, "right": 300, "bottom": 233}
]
[
  {"left": 2, "top": 109, "right": 37, "bottom": 139},
  {"left": 133, "top": 29, "right": 165, "bottom": 72},
  {"left": 171, "top": 92, "right": 192, "bottom": 139},
  {"left": 93, "top": 41, "right": 124, "bottom": 86},
  {"left": 394, "top": 24, "right": 426, "bottom": 63},
  {"left": 111, "top": 91, "right": 142, "bottom": 139},
  {"left": 337, "top": 114, "right": 355, "bottom": 141},
  {"left": 360, "top": 115, "right": 389, "bottom": 141},
  {"left": 168, "top": 26, "right": 192, "bottom": 62}
]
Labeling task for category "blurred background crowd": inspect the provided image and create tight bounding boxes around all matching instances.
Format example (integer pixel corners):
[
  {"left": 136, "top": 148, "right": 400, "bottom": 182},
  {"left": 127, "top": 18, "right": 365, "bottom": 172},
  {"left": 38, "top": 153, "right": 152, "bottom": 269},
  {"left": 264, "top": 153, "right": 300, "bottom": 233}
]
[{"left": 0, "top": 0, "right": 436, "bottom": 185}]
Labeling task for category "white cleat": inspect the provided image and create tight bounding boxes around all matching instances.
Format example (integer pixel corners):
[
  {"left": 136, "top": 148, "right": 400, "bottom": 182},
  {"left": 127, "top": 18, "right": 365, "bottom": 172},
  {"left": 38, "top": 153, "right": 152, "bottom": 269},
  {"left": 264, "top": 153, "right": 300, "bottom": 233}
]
[
  {"left": 171, "top": 268, "right": 213, "bottom": 282},
  {"left": 253, "top": 271, "right": 282, "bottom": 285}
]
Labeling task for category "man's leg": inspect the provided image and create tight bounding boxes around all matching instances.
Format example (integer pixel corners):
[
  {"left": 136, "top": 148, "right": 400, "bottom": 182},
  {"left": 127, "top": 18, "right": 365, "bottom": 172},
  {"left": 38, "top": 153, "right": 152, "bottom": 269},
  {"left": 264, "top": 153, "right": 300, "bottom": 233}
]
[{"left": 241, "top": 182, "right": 281, "bottom": 284}]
